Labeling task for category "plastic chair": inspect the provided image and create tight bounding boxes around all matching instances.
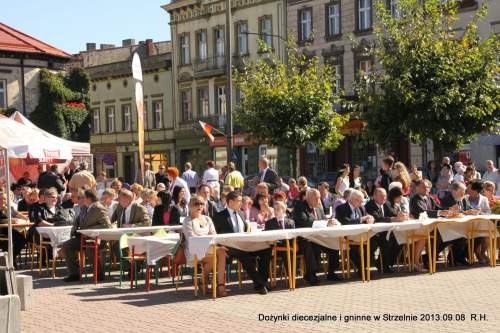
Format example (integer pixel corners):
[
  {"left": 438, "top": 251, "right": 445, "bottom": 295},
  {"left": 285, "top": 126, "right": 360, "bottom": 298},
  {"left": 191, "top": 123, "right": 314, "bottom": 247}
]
[{"left": 118, "top": 233, "right": 146, "bottom": 287}]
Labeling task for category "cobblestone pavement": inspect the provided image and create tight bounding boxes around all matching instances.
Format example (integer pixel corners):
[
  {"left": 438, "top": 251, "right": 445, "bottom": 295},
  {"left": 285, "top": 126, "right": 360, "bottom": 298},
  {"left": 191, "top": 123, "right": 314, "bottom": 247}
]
[{"left": 18, "top": 259, "right": 499, "bottom": 332}]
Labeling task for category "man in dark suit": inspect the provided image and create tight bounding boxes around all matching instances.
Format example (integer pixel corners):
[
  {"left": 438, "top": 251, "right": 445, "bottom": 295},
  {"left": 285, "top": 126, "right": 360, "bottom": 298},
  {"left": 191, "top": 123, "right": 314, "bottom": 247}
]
[
  {"left": 335, "top": 189, "right": 375, "bottom": 276},
  {"left": 61, "top": 189, "right": 111, "bottom": 282},
  {"left": 198, "top": 185, "right": 219, "bottom": 218},
  {"left": 380, "top": 156, "right": 395, "bottom": 193},
  {"left": 365, "top": 188, "right": 408, "bottom": 273},
  {"left": 293, "top": 189, "right": 342, "bottom": 285},
  {"left": 409, "top": 179, "right": 458, "bottom": 267},
  {"left": 111, "top": 189, "right": 151, "bottom": 275},
  {"left": 318, "top": 182, "right": 340, "bottom": 217},
  {"left": 439, "top": 181, "right": 480, "bottom": 265},
  {"left": 212, "top": 191, "right": 272, "bottom": 294},
  {"left": 37, "top": 164, "right": 65, "bottom": 194},
  {"left": 258, "top": 158, "right": 279, "bottom": 195}
]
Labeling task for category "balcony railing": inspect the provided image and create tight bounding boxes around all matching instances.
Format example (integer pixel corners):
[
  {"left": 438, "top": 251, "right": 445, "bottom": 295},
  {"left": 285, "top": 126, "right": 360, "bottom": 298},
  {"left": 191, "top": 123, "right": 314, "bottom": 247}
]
[
  {"left": 177, "top": 115, "right": 243, "bottom": 133},
  {"left": 190, "top": 56, "right": 246, "bottom": 74}
]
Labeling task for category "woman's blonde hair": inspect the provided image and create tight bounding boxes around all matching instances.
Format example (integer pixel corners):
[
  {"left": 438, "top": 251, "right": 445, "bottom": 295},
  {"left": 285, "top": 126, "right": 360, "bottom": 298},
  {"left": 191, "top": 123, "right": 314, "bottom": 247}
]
[
  {"left": 188, "top": 195, "right": 205, "bottom": 216},
  {"left": 298, "top": 176, "right": 307, "bottom": 188},
  {"left": 394, "top": 162, "right": 411, "bottom": 189}
]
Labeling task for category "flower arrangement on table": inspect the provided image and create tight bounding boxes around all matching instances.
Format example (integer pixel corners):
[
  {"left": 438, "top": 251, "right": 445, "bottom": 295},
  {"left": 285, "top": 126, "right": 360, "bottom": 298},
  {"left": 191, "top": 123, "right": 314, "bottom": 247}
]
[
  {"left": 419, "top": 211, "right": 428, "bottom": 220},
  {"left": 490, "top": 196, "right": 500, "bottom": 214}
]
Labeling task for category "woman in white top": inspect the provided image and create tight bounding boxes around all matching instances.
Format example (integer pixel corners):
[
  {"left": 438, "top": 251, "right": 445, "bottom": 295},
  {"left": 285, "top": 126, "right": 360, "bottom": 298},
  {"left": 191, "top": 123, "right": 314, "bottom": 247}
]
[
  {"left": 182, "top": 195, "right": 228, "bottom": 296},
  {"left": 166, "top": 167, "right": 191, "bottom": 204},
  {"left": 466, "top": 180, "right": 491, "bottom": 263},
  {"left": 202, "top": 160, "right": 220, "bottom": 189},
  {"left": 335, "top": 164, "right": 350, "bottom": 196}
]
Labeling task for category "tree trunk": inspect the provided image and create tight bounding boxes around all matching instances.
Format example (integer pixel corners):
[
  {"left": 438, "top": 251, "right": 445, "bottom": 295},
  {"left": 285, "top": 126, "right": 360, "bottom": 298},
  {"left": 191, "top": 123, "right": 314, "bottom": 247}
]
[
  {"left": 290, "top": 146, "right": 298, "bottom": 179},
  {"left": 433, "top": 139, "right": 443, "bottom": 164}
]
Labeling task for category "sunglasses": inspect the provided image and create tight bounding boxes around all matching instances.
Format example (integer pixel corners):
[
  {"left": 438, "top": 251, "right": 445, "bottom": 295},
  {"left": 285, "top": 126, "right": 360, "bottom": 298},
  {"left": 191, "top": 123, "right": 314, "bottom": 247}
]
[{"left": 193, "top": 202, "right": 205, "bottom": 207}]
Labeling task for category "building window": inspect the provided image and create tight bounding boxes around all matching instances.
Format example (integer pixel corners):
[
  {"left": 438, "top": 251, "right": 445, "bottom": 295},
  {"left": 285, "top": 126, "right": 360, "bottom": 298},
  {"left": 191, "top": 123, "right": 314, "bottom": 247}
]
[
  {"left": 93, "top": 109, "right": 100, "bottom": 134},
  {"left": 106, "top": 107, "right": 114, "bottom": 133},
  {"left": 0, "top": 80, "right": 6, "bottom": 108},
  {"left": 197, "top": 32, "right": 207, "bottom": 60},
  {"left": 198, "top": 88, "right": 209, "bottom": 117},
  {"left": 123, "top": 105, "right": 131, "bottom": 132},
  {"left": 182, "top": 91, "right": 192, "bottom": 121},
  {"left": 213, "top": 147, "right": 227, "bottom": 173},
  {"left": 215, "top": 29, "right": 224, "bottom": 57},
  {"left": 260, "top": 18, "right": 272, "bottom": 48},
  {"left": 236, "top": 23, "right": 247, "bottom": 54},
  {"left": 358, "top": 0, "right": 371, "bottom": 30},
  {"left": 300, "top": 10, "right": 312, "bottom": 41},
  {"left": 217, "top": 86, "right": 226, "bottom": 116},
  {"left": 390, "top": 0, "right": 402, "bottom": 18},
  {"left": 359, "top": 60, "right": 372, "bottom": 90},
  {"left": 328, "top": 4, "right": 340, "bottom": 36},
  {"left": 181, "top": 35, "right": 190, "bottom": 65},
  {"left": 154, "top": 101, "right": 163, "bottom": 129},
  {"left": 333, "top": 64, "right": 341, "bottom": 94}
]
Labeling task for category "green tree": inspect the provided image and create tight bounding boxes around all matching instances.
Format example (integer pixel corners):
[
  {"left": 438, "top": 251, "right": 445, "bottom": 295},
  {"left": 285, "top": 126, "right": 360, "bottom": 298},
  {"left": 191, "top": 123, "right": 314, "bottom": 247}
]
[
  {"left": 30, "top": 67, "right": 92, "bottom": 142},
  {"left": 233, "top": 35, "right": 348, "bottom": 178},
  {"left": 355, "top": 0, "right": 500, "bottom": 157}
]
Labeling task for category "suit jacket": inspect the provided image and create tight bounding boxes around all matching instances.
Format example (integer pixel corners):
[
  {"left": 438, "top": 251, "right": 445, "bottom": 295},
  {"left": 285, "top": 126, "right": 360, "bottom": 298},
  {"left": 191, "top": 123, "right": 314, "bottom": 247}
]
[
  {"left": 38, "top": 172, "right": 65, "bottom": 193},
  {"left": 364, "top": 200, "right": 396, "bottom": 223},
  {"left": 380, "top": 170, "right": 395, "bottom": 193},
  {"left": 111, "top": 202, "right": 151, "bottom": 227},
  {"left": 265, "top": 217, "right": 295, "bottom": 231},
  {"left": 135, "top": 169, "right": 156, "bottom": 189},
  {"left": 152, "top": 205, "right": 181, "bottom": 226},
  {"left": 292, "top": 200, "right": 327, "bottom": 229},
  {"left": 75, "top": 202, "right": 111, "bottom": 230},
  {"left": 439, "top": 193, "right": 473, "bottom": 212},
  {"left": 320, "top": 193, "right": 339, "bottom": 216},
  {"left": 259, "top": 168, "right": 279, "bottom": 195},
  {"left": 203, "top": 199, "right": 219, "bottom": 219},
  {"left": 335, "top": 201, "right": 367, "bottom": 225},
  {"left": 409, "top": 194, "right": 443, "bottom": 219},
  {"left": 213, "top": 208, "right": 248, "bottom": 234}
]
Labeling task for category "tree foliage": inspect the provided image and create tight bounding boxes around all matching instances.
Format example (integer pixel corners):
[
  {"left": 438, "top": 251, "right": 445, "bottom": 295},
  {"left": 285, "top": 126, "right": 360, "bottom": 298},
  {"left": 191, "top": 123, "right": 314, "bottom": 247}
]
[
  {"left": 355, "top": 0, "right": 500, "bottom": 154},
  {"left": 233, "top": 33, "right": 348, "bottom": 177},
  {"left": 30, "top": 67, "right": 92, "bottom": 142}
]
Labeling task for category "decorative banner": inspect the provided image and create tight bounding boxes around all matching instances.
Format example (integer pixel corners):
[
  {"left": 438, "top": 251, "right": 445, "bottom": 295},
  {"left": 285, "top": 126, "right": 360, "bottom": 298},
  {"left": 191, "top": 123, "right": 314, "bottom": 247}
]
[{"left": 132, "top": 53, "right": 145, "bottom": 185}]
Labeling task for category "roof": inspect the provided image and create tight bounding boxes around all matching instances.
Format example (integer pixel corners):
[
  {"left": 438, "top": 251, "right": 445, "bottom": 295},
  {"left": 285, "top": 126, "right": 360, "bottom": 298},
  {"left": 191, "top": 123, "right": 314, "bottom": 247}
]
[{"left": 0, "top": 22, "right": 72, "bottom": 59}]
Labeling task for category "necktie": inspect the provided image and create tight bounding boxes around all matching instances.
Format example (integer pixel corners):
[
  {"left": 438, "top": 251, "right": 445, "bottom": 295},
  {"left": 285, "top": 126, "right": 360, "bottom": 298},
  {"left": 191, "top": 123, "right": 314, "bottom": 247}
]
[
  {"left": 203, "top": 207, "right": 207, "bottom": 216},
  {"left": 313, "top": 208, "right": 318, "bottom": 220},
  {"left": 278, "top": 220, "right": 284, "bottom": 229},
  {"left": 121, "top": 210, "right": 126, "bottom": 228},
  {"left": 380, "top": 205, "right": 384, "bottom": 217},
  {"left": 233, "top": 211, "right": 240, "bottom": 233},
  {"left": 423, "top": 197, "right": 429, "bottom": 210},
  {"left": 457, "top": 200, "right": 463, "bottom": 212},
  {"left": 354, "top": 209, "right": 358, "bottom": 219}
]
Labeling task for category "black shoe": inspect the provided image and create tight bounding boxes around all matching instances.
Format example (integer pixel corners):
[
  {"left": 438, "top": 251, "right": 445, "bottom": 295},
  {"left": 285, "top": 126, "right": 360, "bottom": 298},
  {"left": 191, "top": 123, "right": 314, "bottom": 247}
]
[
  {"left": 384, "top": 267, "right": 394, "bottom": 274},
  {"left": 304, "top": 273, "right": 319, "bottom": 286},
  {"left": 326, "top": 273, "right": 344, "bottom": 282},
  {"left": 63, "top": 275, "right": 79, "bottom": 282},
  {"left": 97, "top": 273, "right": 105, "bottom": 281},
  {"left": 457, "top": 257, "right": 471, "bottom": 266},
  {"left": 256, "top": 284, "right": 268, "bottom": 295},
  {"left": 313, "top": 274, "right": 321, "bottom": 283}
]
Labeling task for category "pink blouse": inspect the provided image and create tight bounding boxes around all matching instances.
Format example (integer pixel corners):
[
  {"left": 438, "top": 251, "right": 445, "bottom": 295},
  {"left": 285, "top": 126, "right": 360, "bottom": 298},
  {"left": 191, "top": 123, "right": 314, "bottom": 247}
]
[
  {"left": 163, "top": 210, "right": 171, "bottom": 225},
  {"left": 249, "top": 206, "right": 275, "bottom": 229}
]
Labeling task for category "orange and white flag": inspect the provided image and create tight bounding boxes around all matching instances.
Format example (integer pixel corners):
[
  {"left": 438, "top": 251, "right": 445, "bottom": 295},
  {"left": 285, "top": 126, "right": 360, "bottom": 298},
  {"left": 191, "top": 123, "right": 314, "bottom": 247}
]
[{"left": 199, "top": 121, "right": 214, "bottom": 142}]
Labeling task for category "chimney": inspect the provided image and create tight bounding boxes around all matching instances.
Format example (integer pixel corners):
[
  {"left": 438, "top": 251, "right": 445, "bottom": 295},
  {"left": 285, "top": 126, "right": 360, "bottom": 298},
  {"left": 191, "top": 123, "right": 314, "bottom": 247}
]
[
  {"left": 100, "top": 44, "right": 116, "bottom": 49},
  {"left": 146, "top": 39, "right": 153, "bottom": 57},
  {"left": 122, "top": 39, "right": 135, "bottom": 47},
  {"left": 86, "top": 43, "right": 96, "bottom": 51}
]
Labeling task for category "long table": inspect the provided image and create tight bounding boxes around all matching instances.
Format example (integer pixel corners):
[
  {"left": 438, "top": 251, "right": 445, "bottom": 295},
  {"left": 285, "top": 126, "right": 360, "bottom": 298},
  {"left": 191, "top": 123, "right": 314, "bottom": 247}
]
[{"left": 77, "top": 225, "right": 183, "bottom": 284}]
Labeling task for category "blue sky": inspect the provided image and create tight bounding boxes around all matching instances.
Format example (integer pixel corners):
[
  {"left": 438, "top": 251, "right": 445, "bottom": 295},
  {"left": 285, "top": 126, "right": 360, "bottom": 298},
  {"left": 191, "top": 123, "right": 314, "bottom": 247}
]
[{"left": 2, "top": 1, "right": 171, "bottom": 54}]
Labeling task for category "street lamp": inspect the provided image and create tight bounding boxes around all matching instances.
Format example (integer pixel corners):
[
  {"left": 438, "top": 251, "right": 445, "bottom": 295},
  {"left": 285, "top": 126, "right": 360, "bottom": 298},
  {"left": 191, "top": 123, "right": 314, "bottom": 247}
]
[{"left": 241, "top": 30, "right": 287, "bottom": 43}]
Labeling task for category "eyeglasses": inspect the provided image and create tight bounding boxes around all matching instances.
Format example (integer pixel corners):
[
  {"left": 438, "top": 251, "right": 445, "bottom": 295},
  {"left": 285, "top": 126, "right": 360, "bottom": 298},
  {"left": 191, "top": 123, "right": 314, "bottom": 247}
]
[{"left": 193, "top": 202, "right": 205, "bottom": 207}]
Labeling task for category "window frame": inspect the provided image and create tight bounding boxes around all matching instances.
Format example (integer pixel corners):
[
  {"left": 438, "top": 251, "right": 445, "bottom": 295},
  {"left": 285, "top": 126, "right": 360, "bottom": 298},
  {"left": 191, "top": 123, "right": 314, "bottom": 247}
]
[
  {"left": 93, "top": 108, "right": 100, "bottom": 134},
  {"left": 298, "top": 8, "right": 313, "bottom": 43},
  {"left": 326, "top": 2, "right": 341, "bottom": 38},
  {"left": 196, "top": 30, "right": 207, "bottom": 60},
  {"left": 198, "top": 87, "right": 209, "bottom": 118},
  {"left": 153, "top": 101, "right": 163, "bottom": 129},
  {"left": 106, "top": 107, "right": 115, "bottom": 133},
  {"left": 235, "top": 21, "right": 249, "bottom": 55},
  {"left": 122, "top": 104, "right": 131, "bottom": 132},
  {"left": 355, "top": 0, "right": 372, "bottom": 33},
  {"left": 214, "top": 27, "right": 225, "bottom": 57},
  {"left": 0, "top": 79, "right": 6, "bottom": 109},
  {"left": 181, "top": 90, "right": 192, "bottom": 121},
  {"left": 216, "top": 85, "right": 226, "bottom": 116},
  {"left": 180, "top": 33, "right": 190, "bottom": 66},
  {"left": 258, "top": 16, "right": 273, "bottom": 50}
]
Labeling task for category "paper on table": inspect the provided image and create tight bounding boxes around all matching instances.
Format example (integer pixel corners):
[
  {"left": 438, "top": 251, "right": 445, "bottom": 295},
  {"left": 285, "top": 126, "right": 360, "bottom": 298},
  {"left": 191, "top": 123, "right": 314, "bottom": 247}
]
[{"left": 312, "top": 220, "right": 328, "bottom": 229}]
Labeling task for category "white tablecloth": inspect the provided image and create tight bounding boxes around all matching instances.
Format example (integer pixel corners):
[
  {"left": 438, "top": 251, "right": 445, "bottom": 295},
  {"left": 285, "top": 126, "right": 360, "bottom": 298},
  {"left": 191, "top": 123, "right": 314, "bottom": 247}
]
[
  {"left": 37, "top": 226, "right": 72, "bottom": 257},
  {"left": 127, "top": 234, "right": 180, "bottom": 266},
  {"left": 78, "top": 225, "right": 183, "bottom": 241}
]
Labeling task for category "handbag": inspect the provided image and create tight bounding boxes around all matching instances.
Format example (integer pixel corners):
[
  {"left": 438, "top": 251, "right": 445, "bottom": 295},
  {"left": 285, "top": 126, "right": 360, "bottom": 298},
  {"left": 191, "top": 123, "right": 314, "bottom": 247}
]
[
  {"left": 173, "top": 241, "right": 187, "bottom": 265},
  {"left": 53, "top": 208, "right": 76, "bottom": 226}
]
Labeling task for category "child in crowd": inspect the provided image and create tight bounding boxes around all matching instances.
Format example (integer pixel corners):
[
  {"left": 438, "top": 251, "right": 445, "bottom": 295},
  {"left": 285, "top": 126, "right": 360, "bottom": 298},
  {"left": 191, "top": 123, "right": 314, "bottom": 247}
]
[{"left": 454, "top": 167, "right": 465, "bottom": 184}]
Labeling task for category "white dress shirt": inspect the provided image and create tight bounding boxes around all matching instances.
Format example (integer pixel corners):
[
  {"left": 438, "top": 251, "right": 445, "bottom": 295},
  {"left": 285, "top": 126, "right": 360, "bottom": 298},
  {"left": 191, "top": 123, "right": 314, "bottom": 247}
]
[
  {"left": 483, "top": 169, "right": 498, "bottom": 183},
  {"left": 227, "top": 207, "right": 244, "bottom": 233},
  {"left": 203, "top": 168, "right": 220, "bottom": 188}
]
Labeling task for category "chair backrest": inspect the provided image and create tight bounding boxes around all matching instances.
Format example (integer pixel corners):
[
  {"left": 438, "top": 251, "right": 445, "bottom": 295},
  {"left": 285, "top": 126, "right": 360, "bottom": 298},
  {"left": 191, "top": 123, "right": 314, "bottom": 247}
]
[
  {"left": 171, "top": 240, "right": 182, "bottom": 256},
  {"left": 119, "top": 232, "right": 140, "bottom": 250}
]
